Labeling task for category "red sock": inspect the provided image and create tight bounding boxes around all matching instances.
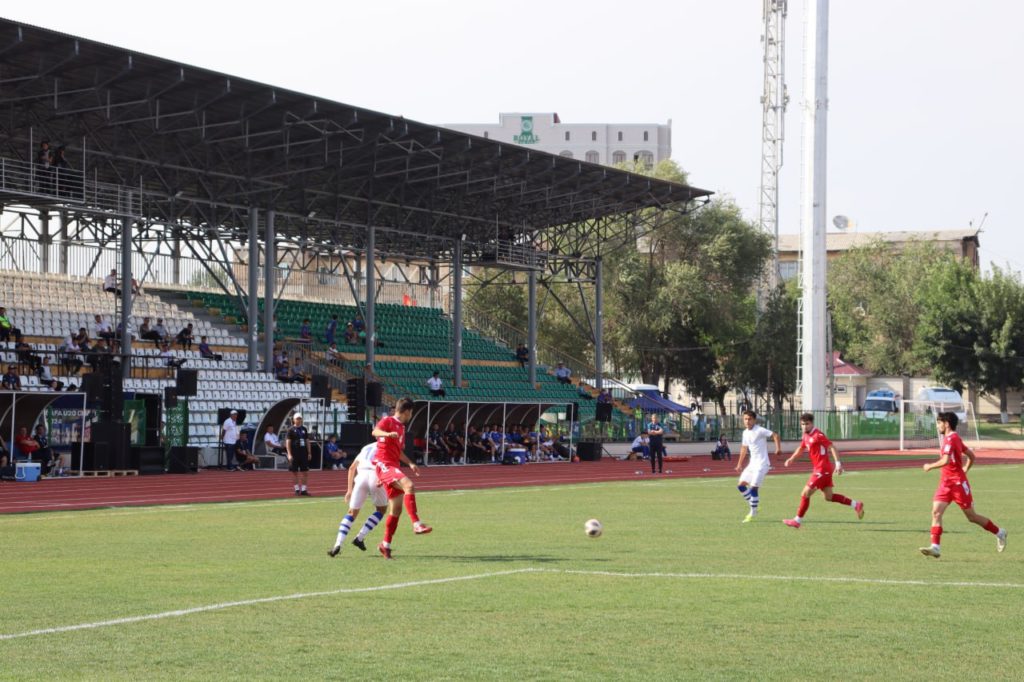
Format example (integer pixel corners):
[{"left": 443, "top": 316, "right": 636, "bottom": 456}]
[
  {"left": 831, "top": 494, "right": 851, "bottom": 506},
  {"left": 930, "top": 525, "right": 942, "bottom": 546},
  {"left": 403, "top": 493, "right": 420, "bottom": 524},
  {"left": 383, "top": 514, "right": 400, "bottom": 543},
  {"left": 984, "top": 520, "right": 999, "bottom": 535},
  {"left": 797, "top": 496, "right": 810, "bottom": 517}
]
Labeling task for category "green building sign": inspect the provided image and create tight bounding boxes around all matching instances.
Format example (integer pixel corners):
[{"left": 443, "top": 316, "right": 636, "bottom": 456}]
[{"left": 513, "top": 115, "right": 540, "bottom": 144}]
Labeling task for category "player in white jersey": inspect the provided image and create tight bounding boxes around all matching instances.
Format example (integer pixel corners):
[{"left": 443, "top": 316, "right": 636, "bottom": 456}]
[
  {"left": 735, "top": 410, "right": 782, "bottom": 523},
  {"left": 327, "top": 443, "right": 389, "bottom": 557}
]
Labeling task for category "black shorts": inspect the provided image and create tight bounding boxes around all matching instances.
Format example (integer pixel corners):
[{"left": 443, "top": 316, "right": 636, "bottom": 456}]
[{"left": 289, "top": 449, "right": 310, "bottom": 472}]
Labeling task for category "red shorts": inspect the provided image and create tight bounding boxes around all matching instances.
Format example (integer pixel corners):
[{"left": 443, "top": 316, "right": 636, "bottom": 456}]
[
  {"left": 934, "top": 479, "right": 973, "bottom": 510},
  {"left": 375, "top": 462, "right": 408, "bottom": 499},
  {"left": 806, "top": 471, "right": 834, "bottom": 491}
]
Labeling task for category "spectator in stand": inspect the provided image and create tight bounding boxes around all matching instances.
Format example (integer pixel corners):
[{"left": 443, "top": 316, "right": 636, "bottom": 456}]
[
  {"left": 343, "top": 322, "right": 358, "bottom": 345},
  {"left": 234, "top": 432, "right": 259, "bottom": 470},
  {"left": 326, "top": 342, "right": 343, "bottom": 365},
  {"left": 36, "top": 140, "right": 53, "bottom": 192},
  {"left": 2, "top": 365, "right": 21, "bottom": 390},
  {"left": 152, "top": 318, "right": 168, "bottom": 345},
  {"left": 426, "top": 371, "right": 446, "bottom": 398},
  {"left": 139, "top": 317, "right": 159, "bottom": 345},
  {"left": 427, "top": 423, "right": 450, "bottom": 463},
  {"left": 597, "top": 388, "right": 612, "bottom": 404},
  {"left": 554, "top": 362, "right": 572, "bottom": 384},
  {"left": 52, "top": 145, "right": 73, "bottom": 197},
  {"left": 131, "top": 277, "right": 142, "bottom": 295},
  {"left": 444, "top": 424, "right": 464, "bottom": 462},
  {"left": 198, "top": 336, "right": 222, "bottom": 361},
  {"left": 712, "top": 434, "right": 732, "bottom": 461},
  {"left": 273, "top": 349, "right": 287, "bottom": 371},
  {"left": 630, "top": 432, "right": 650, "bottom": 461},
  {"left": 0, "top": 307, "right": 24, "bottom": 343},
  {"left": 34, "top": 424, "right": 60, "bottom": 476},
  {"left": 221, "top": 410, "right": 241, "bottom": 471},
  {"left": 37, "top": 357, "right": 64, "bottom": 391},
  {"left": 73, "top": 326, "right": 91, "bottom": 353},
  {"left": 577, "top": 382, "right": 593, "bottom": 400},
  {"left": 276, "top": 359, "right": 296, "bottom": 383},
  {"left": 103, "top": 268, "right": 120, "bottom": 296},
  {"left": 94, "top": 314, "right": 115, "bottom": 344},
  {"left": 466, "top": 426, "right": 489, "bottom": 462},
  {"left": 160, "top": 342, "right": 186, "bottom": 369},
  {"left": 325, "top": 315, "right": 339, "bottom": 346},
  {"left": 290, "top": 356, "right": 308, "bottom": 383},
  {"left": 15, "top": 340, "right": 42, "bottom": 372},
  {"left": 324, "top": 434, "right": 346, "bottom": 470},
  {"left": 59, "top": 334, "right": 83, "bottom": 374},
  {"left": 515, "top": 343, "right": 529, "bottom": 367},
  {"left": 175, "top": 323, "right": 194, "bottom": 350},
  {"left": 298, "top": 318, "right": 312, "bottom": 342},
  {"left": 264, "top": 425, "right": 286, "bottom": 458},
  {"left": 351, "top": 314, "right": 364, "bottom": 333}
]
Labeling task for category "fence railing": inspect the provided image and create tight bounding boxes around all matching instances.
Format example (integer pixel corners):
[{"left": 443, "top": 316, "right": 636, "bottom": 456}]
[{"left": 0, "top": 157, "right": 141, "bottom": 215}]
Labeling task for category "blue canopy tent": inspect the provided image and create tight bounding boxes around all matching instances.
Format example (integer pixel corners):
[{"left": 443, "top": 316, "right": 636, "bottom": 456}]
[{"left": 629, "top": 389, "right": 691, "bottom": 414}]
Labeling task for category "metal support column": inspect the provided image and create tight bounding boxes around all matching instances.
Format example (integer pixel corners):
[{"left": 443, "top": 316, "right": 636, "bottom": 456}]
[
  {"left": 172, "top": 231, "right": 182, "bottom": 285},
  {"left": 247, "top": 207, "right": 259, "bottom": 372},
  {"left": 119, "top": 211, "right": 133, "bottom": 380},
  {"left": 527, "top": 268, "right": 537, "bottom": 386},
  {"left": 263, "top": 210, "right": 276, "bottom": 374},
  {"left": 452, "top": 239, "right": 463, "bottom": 387},
  {"left": 594, "top": 257, "right": 604, "bottom": 390},
  {"left": 39, "top": 209, "right": 50, "bottom": 273},
  {"left": 58, "top": 211, "right": 69, "bottom": 275},
  {"left": 366, "top": 224, "right": 376, "bottom": 370}
]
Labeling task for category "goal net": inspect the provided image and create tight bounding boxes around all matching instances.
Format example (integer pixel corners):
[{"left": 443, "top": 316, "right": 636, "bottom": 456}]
[{"left": 898, "top": 399, "right": 979, "bottom": 451}]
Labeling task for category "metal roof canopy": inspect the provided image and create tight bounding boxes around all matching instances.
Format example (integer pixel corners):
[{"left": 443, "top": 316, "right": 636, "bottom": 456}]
[{"left": 0, "top": 18, "right": 711, "bottom": 261}]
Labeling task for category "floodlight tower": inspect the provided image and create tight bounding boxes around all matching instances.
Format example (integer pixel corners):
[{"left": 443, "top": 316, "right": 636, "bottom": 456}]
[
  {"left": 759, "top": 0, "right": 789, "bottom": 289},
  {"left": 796, "top": 0, "right": 830, "bottom": 410}
]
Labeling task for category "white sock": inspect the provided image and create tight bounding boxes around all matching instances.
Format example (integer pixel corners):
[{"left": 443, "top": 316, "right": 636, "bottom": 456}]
[{"left": 794, "top": 516, "right": 803, "bottom": 523}]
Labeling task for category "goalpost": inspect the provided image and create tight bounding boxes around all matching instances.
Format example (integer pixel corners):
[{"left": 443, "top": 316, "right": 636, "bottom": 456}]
[{"left": 898, "top": 399, "right": 979, "bottom": 451}]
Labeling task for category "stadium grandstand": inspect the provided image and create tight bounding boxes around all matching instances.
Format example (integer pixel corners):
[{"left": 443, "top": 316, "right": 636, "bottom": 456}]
[{"left": 0, "top": 18, "right": 710, "bottom": 471}]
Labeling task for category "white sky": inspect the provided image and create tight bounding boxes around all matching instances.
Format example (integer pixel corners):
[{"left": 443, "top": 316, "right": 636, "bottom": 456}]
[{"left": 6, "top": 1, "right": 1022, "bottom": 271}]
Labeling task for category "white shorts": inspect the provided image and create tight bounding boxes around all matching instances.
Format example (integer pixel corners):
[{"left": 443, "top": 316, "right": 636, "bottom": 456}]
[
  {"left": 348, "top": 469, "right": 387, "bottom": 510},
  {"left": 739, "top": 465, "right": 769, "bottom": 487}
]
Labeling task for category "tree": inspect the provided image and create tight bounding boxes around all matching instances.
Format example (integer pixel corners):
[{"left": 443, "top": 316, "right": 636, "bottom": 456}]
[{"left": 739, "top": 283, "right": 799, "bottom": 410}]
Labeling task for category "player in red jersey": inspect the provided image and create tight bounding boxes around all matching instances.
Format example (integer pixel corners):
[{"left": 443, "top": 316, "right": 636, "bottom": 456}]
[
  {"left": 919, "top": 411, "right": 1006, "bottom": 558},
  {"left": 781, "top": 413, "right": 864, "bottom": 529},
  {"left": 371, "top": 396, "right": 432, "bottom": 559}
]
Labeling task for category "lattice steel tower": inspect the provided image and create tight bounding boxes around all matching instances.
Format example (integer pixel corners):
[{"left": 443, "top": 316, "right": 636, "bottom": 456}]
[{"left": 759, "top": 0, "right": 788, "bottom": 289}]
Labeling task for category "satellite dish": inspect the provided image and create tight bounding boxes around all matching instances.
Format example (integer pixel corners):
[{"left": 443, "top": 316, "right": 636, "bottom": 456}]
[{"left": 832, "top": 215, "right": 849, "bottom": 230}]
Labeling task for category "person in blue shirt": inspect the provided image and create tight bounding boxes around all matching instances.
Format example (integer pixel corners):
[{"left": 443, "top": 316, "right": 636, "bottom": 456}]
[
  {"left": 646, "top": 413, "right": 665, "bottom": 474},
  {"left": 325, "top": 315, "right": 338, "bottom": 346},
  {"left": 298, "top": 319, "right": 312, "bottom": 342},
  {"left": 323, "top": 434, "right": 346, "bottom": 470}
]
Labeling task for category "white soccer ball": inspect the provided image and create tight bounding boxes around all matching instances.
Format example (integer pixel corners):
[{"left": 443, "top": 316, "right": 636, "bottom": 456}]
[{"left": 584, "top": 519, "right": 603, "bottom": 537}]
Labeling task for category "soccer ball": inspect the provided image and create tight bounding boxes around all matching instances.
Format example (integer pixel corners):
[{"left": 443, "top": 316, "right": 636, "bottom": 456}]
[{"left": 584, "top": 519, "right": 603, "bottom": 537}]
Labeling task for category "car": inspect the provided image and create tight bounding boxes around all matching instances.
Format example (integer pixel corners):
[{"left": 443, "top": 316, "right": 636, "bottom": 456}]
[{"left": 861, "top": 389, "right": 899, "bottom": 420}]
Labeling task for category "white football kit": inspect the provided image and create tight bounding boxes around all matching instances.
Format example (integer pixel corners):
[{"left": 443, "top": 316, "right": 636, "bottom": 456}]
[
  {"left": 739, "top": 424, "right": 775, "bottom": 486},
  {"left": 348, "top": 443, "right": 387, "bottom": 509}
]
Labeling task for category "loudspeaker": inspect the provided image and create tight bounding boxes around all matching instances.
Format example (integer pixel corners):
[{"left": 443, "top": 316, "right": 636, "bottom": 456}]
[
  {"left": 176, "top": 369, "right": 198, "bottom": 396},
  {"left": 567, "top": 402, "right": 580, "bottom": 423},
  {"left": 596, "top": 402, "right": 613, "bottom": 422},
  {"left": 164, "top": 386, "right": 178, "bottom": 409},
  {"left": 338, "top": 422, "right": 373, "bottom": 449},
  {"left": 132, "top": 445, "right": 165, "bottom": 475},
  {"left": 311, "top": 374, "right": 331, "bottom": 401},
  {"left": 168, "top": 446, "right": 199, "bottom": 474},
  {"left": 90, "top": 422, "right": 131, "bottom": 470},
  {"left": 82, "top": 372, "right": 103, "bottom": 402},
  {"left": 577, "top": 441, "right": 602, "bottom": 461},
  {"left": 366, "top": 381, "right": 383, "bottom": 407},
  {"left": 346, "top": 378, "right": 366, "bottom": 421}
]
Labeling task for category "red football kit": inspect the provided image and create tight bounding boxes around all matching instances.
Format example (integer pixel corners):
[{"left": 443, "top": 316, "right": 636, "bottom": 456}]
[
  {"left": 801, "top": 427, "right": 835, "bottom": 490},
  {"left": 374, "top": 415, "right": 407, "bottom": 499},
  {"left": 934, "top": 431, "right": 973, "bottom": 509}
]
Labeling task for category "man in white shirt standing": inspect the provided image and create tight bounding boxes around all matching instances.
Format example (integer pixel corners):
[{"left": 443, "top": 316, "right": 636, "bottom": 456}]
[
  {"left": 328, "top": 443, "right": 388, "bottom": 557},
  {"left": 734, "top": 410, "right": 782, "bottom": 523},
  {"left": 221, "top": 409, "right": 240, "bottom": 471}
]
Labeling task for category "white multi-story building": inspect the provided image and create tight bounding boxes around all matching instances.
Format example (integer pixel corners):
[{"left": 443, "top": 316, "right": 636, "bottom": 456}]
[{"left": 446, "top": 113, "right": 671, "bottom": 168}]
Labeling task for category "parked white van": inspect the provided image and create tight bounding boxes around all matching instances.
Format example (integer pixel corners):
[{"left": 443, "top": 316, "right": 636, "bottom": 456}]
[
  {"left": 861, "top": 389, "right": 899, "bottom": 420},
  {"left": 916, "top": 386, "right": 968, "bottom": 423}
]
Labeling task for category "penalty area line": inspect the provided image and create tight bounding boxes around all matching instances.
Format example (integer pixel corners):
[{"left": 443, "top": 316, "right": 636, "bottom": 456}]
[
  {"left": 0, "top": 568, "right": 539, "bottom": 642},
  {"left": 549, "top": 569, "right": 1024, "bottom": 590}
]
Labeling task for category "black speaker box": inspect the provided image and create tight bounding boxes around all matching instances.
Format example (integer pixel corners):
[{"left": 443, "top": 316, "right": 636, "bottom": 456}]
[
  {"left": 164, "top": 386, "right": 178, "bottom": 409},
  {"left": 577, "top": 441, "right": 602, "bottom": 461},
  {"left": 311, "top": 374, "right": 331, "bottom": 400},
  {"left": 176, "top": 368, "right": 199, "bottom": 396},
  {"left": 346, "top": 378, "right": 366, "bottom": 421},
  {"left": 81, "top": 372, "right": 103, "bottom": 402},
  {"left": 595, "top": 402, "right": 613, "bottom": 422},
  {"left": 89, "top": 422, "right": 131, "bottom": 470},
  {"left": 132, "top": 445, "right": 165, "bottom": 475},
  {"left": 567, "top": 402, "right": 580, "bottom": 423},
  {"left": 366, "top": 381, "right": 383, "bottom": 407},
  {"left": 338, "top": 422, "right": 373, "bottom": 449},
  {"left": 168, "top": 446, "right": 199, "bottom": 474}
]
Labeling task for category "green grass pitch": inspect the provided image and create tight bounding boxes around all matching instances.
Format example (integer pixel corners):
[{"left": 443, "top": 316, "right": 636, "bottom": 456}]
[{"left": 1, "top": 464, "right": 1022, "bottom": 680}]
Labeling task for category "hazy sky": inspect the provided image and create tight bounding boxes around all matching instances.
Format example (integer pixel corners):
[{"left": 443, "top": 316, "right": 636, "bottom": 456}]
[{"left": 8, "top": 1, "right": 1022, "bottom": 271}]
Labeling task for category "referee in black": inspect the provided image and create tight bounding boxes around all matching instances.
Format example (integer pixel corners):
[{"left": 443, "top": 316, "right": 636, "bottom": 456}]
[{"left": 286, "top": 413, "right": 313, "bottom": 496}]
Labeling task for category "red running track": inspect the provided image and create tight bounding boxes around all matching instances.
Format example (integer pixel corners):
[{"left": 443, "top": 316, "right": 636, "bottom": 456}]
[{"left": 2, "top": 450, "right": 1022, "bottom": 515}]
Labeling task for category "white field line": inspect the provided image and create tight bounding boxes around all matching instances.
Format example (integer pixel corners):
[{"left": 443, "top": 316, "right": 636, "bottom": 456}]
[
  {"left": 4, "top": 566, "right": 1022, "bottom": 642},
  {"left": 0, "top": 568, "right": 540, "bottom": 642}
]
